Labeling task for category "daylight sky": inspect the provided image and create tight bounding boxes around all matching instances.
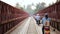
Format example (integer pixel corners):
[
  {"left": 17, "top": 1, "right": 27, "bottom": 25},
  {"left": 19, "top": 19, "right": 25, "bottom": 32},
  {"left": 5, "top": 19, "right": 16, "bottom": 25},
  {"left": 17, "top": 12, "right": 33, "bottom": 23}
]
[{"left": 1, "top": 0, "right": 57, "bottom": 7}]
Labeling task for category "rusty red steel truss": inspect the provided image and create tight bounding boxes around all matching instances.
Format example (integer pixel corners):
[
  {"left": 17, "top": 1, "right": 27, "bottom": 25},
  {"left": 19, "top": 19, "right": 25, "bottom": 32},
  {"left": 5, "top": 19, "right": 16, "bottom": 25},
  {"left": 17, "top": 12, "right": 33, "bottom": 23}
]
[{"left": 0, "top": 1, "right": 29, "bottom": 34}]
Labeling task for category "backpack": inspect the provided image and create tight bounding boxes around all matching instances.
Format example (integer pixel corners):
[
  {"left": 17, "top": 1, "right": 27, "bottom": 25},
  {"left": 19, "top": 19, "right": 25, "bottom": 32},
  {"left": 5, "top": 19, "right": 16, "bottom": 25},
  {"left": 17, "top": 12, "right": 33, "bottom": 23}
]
[{"left": 44, "top": 20, "right": 50, "bottom": 26}]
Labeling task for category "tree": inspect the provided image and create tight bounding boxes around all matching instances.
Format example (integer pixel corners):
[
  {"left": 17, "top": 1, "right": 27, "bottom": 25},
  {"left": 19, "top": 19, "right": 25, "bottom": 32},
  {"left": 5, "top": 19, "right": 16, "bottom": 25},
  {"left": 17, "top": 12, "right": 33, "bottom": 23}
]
[
  {"left": 34, "top": 2, "right": 46, "bottom": 13},
  {"left": 16, "top": 3, "right": 20, "bottom": 8},
  {"left": 56, "top": 0, "right": 60, "bottom": 2},
  {"left": 15, "top": 3, "right": 24, "bottom": 9}
]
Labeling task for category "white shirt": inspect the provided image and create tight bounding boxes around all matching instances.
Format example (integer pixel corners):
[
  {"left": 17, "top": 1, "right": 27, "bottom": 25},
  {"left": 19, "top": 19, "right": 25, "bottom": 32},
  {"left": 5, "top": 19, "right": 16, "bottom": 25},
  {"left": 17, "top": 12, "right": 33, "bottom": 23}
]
[{"left": 35, "top": 15, "right": 40, "bottom": 20}]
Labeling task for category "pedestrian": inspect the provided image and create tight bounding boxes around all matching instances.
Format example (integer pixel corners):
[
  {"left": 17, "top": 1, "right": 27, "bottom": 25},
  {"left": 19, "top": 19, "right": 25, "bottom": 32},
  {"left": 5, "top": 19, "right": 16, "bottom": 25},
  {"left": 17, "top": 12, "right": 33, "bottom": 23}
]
[
  {"left": 41, "top": 13, "right": 51, "bottom": 34},
  {"left": 35, "top": 14, "right": 40, "bottom": 25}
]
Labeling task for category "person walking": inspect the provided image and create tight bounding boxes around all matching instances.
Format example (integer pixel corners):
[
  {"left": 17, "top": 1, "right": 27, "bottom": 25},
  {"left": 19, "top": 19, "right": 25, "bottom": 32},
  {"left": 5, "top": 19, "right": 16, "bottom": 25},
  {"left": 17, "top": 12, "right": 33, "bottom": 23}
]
[{"left": 35, "top": 14, "right": 40, "bottom": 25}]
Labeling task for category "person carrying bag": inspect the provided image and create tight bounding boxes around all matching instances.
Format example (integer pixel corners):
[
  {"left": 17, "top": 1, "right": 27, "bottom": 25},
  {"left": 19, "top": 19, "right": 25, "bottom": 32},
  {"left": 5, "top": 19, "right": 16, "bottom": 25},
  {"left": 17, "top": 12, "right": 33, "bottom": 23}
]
[{"left": 42, "top": 13, "right": 50, "bottom": 34}]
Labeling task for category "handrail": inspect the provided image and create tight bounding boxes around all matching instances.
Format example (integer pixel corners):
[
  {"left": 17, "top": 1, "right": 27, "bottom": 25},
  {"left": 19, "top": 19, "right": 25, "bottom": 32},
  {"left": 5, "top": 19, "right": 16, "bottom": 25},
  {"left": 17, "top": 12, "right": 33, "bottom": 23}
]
[
  {"left": 0, "top": 16, "right": 28, "bottom": 34},
  {"left": 50, "top": 18, "right": 60, "bottom": 31},
  {"left": 4, "top": 17, "right": 28, "bottom": 34},
  {"left": 4, "top": 19, "right": 24, "bottom": 34},
  {"left": 1, "top": 16, "right": 27, "bottom": 25},
  {"left": 51, "top": 18, "right": 60, "bottom": 22}
]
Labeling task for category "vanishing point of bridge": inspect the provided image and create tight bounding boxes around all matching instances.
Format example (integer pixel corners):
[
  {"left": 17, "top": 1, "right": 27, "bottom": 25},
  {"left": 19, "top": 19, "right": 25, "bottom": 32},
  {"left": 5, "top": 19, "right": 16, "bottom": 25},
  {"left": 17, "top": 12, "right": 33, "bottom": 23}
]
[{"left": 0, "top": 1, "right": 60, "bottom": 34}]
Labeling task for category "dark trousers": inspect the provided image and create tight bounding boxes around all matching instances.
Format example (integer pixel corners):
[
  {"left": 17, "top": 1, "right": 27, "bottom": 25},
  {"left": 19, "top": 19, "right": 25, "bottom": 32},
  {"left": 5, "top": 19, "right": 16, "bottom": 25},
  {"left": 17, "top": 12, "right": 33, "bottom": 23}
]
[
  {"left": 35, "top": 19, "right": 40, "bottom": 25},
  {"left": 42, "top": 26, "right": 44, "bottom": 34}
]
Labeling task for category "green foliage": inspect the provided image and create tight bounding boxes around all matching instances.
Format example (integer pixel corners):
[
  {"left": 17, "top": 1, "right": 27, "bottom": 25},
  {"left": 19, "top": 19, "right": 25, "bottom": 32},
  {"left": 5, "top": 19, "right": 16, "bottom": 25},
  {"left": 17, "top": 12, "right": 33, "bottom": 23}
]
[
  {"left": 34, "top": 2, "right": 46, "bottom": 14},
  {"left": 35, "top": 2, "right": 46, "bottom": 11}
]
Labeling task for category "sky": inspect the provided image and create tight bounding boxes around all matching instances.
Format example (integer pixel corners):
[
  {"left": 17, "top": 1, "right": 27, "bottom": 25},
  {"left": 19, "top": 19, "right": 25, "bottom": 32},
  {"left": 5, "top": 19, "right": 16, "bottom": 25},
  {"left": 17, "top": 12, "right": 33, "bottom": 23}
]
[{"left": 1, "top": 0, "right": 57, "bottom": 7}]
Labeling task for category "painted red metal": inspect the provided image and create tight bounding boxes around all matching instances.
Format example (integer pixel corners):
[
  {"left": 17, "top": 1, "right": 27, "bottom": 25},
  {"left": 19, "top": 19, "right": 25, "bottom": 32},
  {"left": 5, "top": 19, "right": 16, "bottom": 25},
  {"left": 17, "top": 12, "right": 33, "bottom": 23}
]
[{"left": 0, "top": 1, "right": 29, "bottom": 34}]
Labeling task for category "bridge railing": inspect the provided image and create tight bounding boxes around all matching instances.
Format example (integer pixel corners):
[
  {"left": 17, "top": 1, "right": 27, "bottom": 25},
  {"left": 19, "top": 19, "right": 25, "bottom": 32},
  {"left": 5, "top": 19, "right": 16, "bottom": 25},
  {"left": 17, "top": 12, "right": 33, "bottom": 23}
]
[
  {"left": 50, "top": 18, "right": 60, "bottom": 31},
  {"left": 0, "top": 1, "right": 29, "bottom": 34},
  {"left": 0, "top": 16, "right": 28, "bottom": 34}
]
